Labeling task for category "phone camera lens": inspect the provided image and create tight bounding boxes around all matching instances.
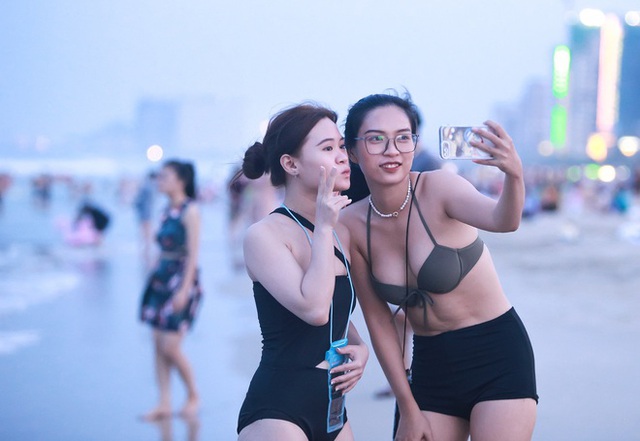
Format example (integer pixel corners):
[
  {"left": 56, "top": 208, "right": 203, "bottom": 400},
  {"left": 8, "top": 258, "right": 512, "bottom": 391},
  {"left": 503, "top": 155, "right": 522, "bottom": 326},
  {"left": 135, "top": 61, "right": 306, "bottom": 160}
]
[{"left": 442, "top": 141, "right": 450, "bottom": 157}]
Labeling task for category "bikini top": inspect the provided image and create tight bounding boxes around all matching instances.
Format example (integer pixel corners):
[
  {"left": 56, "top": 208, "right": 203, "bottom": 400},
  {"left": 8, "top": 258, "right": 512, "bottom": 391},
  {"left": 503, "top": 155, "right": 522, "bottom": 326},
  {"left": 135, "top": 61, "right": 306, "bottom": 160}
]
[{"left": 366, "top": 173, "right": 484, "bottom": 310}]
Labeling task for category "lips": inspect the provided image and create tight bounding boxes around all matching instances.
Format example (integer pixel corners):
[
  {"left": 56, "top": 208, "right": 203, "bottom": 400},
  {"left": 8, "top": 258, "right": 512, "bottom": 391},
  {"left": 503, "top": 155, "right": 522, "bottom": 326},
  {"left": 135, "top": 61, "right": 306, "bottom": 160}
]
[{"left": 380, "top": 161, "right": 402, "bottom": 170}]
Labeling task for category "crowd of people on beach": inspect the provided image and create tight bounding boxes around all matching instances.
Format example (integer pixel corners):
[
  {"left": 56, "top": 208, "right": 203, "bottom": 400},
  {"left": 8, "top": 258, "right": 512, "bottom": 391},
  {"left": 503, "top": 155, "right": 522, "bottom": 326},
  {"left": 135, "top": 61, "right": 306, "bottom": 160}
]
[{"left": 2, "top": 91, "right": 640, "bottom": 441}]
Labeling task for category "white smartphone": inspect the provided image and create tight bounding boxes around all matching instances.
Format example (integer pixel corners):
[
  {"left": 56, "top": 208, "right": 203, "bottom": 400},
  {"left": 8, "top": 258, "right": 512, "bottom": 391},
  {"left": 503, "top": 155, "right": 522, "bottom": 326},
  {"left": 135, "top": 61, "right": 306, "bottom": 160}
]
[{"left": 439, "top": 126, "right": 494, "bottom": 160}]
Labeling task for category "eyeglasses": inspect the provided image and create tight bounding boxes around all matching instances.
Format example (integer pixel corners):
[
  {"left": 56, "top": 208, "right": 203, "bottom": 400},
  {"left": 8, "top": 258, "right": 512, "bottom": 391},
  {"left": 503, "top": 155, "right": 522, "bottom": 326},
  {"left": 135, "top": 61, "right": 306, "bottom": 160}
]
[{"left": 353, "top": 133, "right": 418, "bottom": 155}]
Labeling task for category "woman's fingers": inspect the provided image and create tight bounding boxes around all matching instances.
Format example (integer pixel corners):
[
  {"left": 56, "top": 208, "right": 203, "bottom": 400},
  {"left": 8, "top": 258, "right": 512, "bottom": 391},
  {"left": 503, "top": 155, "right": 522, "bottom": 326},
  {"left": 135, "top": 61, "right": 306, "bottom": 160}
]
[
  {"left": 329, "top": 344, "right": 366, "bottom": 393},
  {"left": 483, "top": 119, "right": 511, "bottom": 142},
  {"left": 469, "top": 121, "right": 522, "bottom": 177},
  {"left": 331, "top": 369, "right": 362, "bottom": 393},
  {"left": 317, "top": 166, "right": 327, "bottom": 199},
  {"left": 326, "top": 166, "right": 338, "bottom": 194},
  {"left": 317, "top": 166, "right": 338, "bottom": 197}
]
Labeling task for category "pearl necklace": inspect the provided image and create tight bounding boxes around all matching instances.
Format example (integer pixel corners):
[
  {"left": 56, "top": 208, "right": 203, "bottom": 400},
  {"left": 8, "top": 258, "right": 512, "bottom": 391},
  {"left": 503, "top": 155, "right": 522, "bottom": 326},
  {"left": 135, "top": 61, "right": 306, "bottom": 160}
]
[{"left": 369, "top": 179, "right": 412, "bottom": 218}]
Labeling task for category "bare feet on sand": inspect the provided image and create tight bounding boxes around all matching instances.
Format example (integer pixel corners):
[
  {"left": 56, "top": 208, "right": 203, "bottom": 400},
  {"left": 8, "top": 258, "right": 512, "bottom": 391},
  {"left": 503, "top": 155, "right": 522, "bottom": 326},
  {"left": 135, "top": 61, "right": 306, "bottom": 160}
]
[
  {"left": 140, "top": 405, "right": 172, "bottom": 421},
  {"left": 178, "top": 396, "right": 200, "bottom": 418}
]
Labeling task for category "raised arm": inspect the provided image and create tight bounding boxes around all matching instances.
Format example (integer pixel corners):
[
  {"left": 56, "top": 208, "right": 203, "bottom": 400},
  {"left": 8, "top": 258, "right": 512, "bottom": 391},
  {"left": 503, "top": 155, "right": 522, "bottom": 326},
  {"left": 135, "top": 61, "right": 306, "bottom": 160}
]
[
  {"left": 245, "top": 166, "right": 351, "bottom": 326},
  {"left": 437, "top": 120, "right": 525, "bottom": 233}
]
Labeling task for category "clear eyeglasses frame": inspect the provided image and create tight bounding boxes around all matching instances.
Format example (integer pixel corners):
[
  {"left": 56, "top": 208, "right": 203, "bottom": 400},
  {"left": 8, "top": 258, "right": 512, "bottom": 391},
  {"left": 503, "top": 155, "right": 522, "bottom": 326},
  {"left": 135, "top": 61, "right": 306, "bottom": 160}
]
[{"left": 353, "top": 133, "right": 419, "bottom": 155}]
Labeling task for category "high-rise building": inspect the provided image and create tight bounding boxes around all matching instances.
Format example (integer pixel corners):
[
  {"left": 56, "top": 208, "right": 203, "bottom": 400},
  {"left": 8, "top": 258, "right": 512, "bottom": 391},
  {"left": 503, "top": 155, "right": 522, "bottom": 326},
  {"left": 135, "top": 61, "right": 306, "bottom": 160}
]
[
  {"left": 135, "top": 98, "right": 179, "bottom": 156},
  {"left": 175, "top": 95, "right": 247, "bottom": 162},
  {"left": 565, "top": 19, "right": 601, "bottom": 158},
  {"left": 618, "top": 18, "right": 640, "bottom": 137},
  {"left": 133, "top": 95, "right": 248, "bottom": 163},
  {"left": 552, "top": 10, "right": 639, "bottom": 162},
  {"left": 493, "top": 79, "right": 552, "bottom": 164}
]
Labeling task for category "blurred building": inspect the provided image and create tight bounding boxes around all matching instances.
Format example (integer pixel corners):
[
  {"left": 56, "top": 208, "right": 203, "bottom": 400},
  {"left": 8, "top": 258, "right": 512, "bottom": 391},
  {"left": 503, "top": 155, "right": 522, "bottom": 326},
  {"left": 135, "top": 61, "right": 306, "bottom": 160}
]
[
  {"left": 134, "top": 95, "right": 247, "bottom": 163},
  {"left": 618, "top": 20, "right": 640, "bottom": 138},
  {"left": 493, "top": 78, "right": 552, "bottom": 164},
  {"left": 550, "top": 9, "right": 640, "bottom": 163},
  {"left": 564, "top": 19, "right": 601, "bottom": 157},
  {"left": 135, "top": 98, "right": 179, "bottom": 157}
]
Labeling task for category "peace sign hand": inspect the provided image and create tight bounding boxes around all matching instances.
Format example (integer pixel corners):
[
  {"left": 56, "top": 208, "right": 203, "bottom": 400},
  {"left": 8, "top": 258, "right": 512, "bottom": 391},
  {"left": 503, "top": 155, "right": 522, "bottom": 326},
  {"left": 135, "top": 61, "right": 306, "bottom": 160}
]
[{"left": 315, "top": 166, "right": 351, "bottom": 231}]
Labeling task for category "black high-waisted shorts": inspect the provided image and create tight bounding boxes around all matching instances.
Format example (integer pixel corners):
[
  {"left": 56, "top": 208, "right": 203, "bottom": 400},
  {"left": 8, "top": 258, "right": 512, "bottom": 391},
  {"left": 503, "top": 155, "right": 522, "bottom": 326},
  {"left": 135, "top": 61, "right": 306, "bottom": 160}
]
[{"left": 411, "top": 307, "right": 538, "bottom": 420}]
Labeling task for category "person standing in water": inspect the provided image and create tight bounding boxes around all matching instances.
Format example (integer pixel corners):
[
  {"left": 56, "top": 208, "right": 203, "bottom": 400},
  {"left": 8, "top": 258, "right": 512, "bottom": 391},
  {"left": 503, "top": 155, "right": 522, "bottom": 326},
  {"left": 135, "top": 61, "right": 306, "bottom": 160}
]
[{"left": 140, "top": 159, "right": 203, "bottom": 421}]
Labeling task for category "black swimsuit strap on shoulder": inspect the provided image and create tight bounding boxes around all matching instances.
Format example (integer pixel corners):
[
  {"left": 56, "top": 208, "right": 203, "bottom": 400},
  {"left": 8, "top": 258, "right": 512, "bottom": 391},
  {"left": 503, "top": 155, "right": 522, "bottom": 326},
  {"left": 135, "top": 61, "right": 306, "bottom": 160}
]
[
  {"left": 275, "top": 205, "right": 355, "bottom": 345},
  {"left": 273, "top": 207, "right": 350, "bottom": 270}
]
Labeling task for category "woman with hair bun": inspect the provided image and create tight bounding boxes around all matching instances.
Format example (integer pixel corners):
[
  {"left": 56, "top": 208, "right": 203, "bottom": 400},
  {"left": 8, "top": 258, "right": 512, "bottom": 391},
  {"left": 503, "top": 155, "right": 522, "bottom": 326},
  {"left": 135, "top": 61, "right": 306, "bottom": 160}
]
[
  {"left": 139, "top": 159, "right": 203, "bottom": 421},
  {"left": 236, "top": 104, "right": 368, "bottom": 441}
]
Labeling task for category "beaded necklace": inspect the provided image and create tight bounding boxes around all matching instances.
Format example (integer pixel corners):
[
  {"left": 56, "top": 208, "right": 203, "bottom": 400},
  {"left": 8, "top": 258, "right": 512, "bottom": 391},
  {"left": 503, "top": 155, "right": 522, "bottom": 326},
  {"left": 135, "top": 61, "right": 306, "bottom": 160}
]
[{"left": 368, "top": 179, "right": 412, "bottom": 218}]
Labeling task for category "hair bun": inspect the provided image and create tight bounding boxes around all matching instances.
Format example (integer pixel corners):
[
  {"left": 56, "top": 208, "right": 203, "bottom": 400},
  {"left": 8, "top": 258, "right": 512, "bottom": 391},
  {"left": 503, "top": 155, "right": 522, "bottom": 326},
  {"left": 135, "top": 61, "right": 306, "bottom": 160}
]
[{"left": 242, "top": 141, "right": 268, "bottom": 179}]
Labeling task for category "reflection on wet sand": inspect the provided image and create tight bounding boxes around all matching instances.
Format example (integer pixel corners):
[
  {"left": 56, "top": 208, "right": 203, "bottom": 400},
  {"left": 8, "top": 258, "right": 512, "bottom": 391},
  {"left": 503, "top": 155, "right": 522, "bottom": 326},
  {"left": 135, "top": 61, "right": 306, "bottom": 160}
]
[{"left": 151, "top": 416, "right": 201, "bottom": 441}]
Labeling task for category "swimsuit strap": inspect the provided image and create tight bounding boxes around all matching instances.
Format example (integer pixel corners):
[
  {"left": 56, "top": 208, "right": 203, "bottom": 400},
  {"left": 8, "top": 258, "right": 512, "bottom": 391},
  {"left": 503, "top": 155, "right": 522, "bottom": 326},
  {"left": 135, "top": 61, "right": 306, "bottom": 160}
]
[
  {"left": 403, "top": 175, "right": 415, "bottom": 359},
  {"left": 366, "top": 204, "right": 375, "bottom": 276},
  {"left": 406, "top": 172, "right": 431, "bottom": 330},
  {"left": 408, "top": 175, "right": 438, "bottom": 246},
  {"left": 276, "top": 205, "right": 355, "bottom": 342},
  {"left": 273, "top": 206, "right": 350, "bottom": 270}
]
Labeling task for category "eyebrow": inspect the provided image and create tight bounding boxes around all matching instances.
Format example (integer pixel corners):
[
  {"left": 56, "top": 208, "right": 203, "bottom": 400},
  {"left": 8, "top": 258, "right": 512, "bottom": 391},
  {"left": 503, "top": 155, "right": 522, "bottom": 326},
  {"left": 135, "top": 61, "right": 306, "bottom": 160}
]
[
  {"left": 363, "top": 128, "right": 412, "bottom": 135},
  {"left": 316, "top": 137, "right": 345, "bottom": 146}
]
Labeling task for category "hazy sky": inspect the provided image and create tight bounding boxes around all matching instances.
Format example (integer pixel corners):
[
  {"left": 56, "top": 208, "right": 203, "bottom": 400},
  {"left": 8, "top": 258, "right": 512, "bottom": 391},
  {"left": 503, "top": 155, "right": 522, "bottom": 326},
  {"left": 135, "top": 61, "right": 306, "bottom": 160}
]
[{"left": 1, "top": 0, "right": 638, "bottom": 151}]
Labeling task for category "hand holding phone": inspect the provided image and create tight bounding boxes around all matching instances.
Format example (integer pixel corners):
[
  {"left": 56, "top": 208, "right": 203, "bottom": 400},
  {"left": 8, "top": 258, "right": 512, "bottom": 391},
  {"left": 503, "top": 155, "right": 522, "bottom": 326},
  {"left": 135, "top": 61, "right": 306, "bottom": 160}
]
[
  {"left": 439, "top": 126, "right": 494, "bottom": 160},
  {"left": 326, "top": 338, "right": 348, "bottom": 433}
]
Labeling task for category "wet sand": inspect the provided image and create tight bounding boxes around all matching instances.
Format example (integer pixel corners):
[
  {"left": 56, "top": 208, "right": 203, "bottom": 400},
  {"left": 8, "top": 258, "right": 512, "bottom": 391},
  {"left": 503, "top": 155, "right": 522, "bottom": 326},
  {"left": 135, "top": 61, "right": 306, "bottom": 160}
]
[{"left": 1, "top": 196, "right": 639, "bottom": 440}]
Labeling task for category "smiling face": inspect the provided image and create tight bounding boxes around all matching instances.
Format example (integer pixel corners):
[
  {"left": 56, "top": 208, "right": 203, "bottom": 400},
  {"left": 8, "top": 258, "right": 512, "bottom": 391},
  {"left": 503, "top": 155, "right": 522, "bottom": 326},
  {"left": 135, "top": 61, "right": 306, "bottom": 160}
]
[
  {"left": 351, "top": 105, "right": 415, "bottom": 185},
  {"left": 289, "top": 117, "right": 350, "bottom": 192}
]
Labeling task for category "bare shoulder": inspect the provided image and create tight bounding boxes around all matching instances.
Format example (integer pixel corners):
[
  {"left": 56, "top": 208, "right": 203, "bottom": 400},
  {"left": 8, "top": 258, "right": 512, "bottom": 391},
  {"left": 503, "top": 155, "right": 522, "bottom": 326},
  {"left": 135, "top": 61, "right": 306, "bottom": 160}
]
[
  {"left": 334, "top": 221, "right": 350, "bottom": 239},
  {"left": 415, "top": 169, "right": 463, "bottom": 186},
  {"left": 339, "top": 199, "right": 369, "bottom": 254},
  {"left": 414, "top": 169, "right": 473, "bottom": 197},
  {"left": 244, "top": 213, "right": 283, "bottom": 247},
  {"left": 181, "top": 202, "right": 200, "bottom": 225},
  {"left": 340, "top": 198, "right": 368, "bottom": 227}
]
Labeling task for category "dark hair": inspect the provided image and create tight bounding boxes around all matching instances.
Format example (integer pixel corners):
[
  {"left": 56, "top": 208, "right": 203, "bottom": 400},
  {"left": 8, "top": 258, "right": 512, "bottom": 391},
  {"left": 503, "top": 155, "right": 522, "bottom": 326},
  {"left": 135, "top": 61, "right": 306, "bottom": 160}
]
[
  {"left": 344, "top": 91, "right": 420, "bottom": 151},
  {"left": 240, "top": 103, "right": 338, "bottom": 187},
  {"left": 341, "top": 91, "right": 420, "bottom": 203},
  {"left": 164, "top": 159, "right": 197, "bottom": 199}
]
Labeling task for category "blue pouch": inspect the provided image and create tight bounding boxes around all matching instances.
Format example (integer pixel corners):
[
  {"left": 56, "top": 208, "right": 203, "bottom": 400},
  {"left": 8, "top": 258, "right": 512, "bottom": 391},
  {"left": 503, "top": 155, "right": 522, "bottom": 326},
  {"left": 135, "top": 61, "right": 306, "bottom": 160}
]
[{"left": 326, "top": 338, "right": 348, "bottom": 433}]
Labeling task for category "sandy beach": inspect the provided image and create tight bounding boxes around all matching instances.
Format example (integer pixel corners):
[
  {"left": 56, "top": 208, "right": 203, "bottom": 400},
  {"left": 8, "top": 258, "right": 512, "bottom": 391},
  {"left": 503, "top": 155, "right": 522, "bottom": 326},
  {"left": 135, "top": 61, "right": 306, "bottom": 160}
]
[{"left": 1, "top": 185, "right": 639, "bottom": 440}]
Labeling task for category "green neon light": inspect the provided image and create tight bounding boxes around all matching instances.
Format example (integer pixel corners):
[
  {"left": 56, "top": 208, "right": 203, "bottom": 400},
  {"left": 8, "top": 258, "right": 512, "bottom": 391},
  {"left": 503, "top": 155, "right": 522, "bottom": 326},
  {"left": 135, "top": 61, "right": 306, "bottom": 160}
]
[
  {"left": 553, "top": 45, "right": 571, "bottom": 98},
  {"left": 550, "top": 105, "right": 568, "bottom": 147}
]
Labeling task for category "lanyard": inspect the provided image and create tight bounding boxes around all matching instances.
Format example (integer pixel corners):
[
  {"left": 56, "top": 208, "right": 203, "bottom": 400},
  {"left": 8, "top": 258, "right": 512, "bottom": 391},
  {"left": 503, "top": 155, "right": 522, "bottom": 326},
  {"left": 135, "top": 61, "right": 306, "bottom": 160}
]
[{"left": 281, "top": 204, "right": 355, "bottom": 344}]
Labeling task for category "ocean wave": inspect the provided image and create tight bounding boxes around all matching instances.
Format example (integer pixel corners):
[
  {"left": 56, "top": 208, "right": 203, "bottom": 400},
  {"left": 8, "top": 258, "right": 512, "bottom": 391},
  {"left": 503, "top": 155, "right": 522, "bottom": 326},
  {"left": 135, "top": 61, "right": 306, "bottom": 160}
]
[{"left": 0, "top": 270, "right": 81, "bottom": 315}]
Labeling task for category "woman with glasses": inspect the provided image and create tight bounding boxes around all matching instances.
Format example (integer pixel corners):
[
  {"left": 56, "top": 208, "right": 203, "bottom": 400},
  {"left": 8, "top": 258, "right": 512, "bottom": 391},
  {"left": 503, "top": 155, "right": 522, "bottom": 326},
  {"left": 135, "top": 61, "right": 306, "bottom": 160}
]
[
  {"left": 341, "top": 93, "right": 537, "bottom": 441},
  {"left": 236, "top": 103, "right": 368, "bottom": 441},
  {"left": 139, "top": 159, "right": 203, "bottom": 420}
]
